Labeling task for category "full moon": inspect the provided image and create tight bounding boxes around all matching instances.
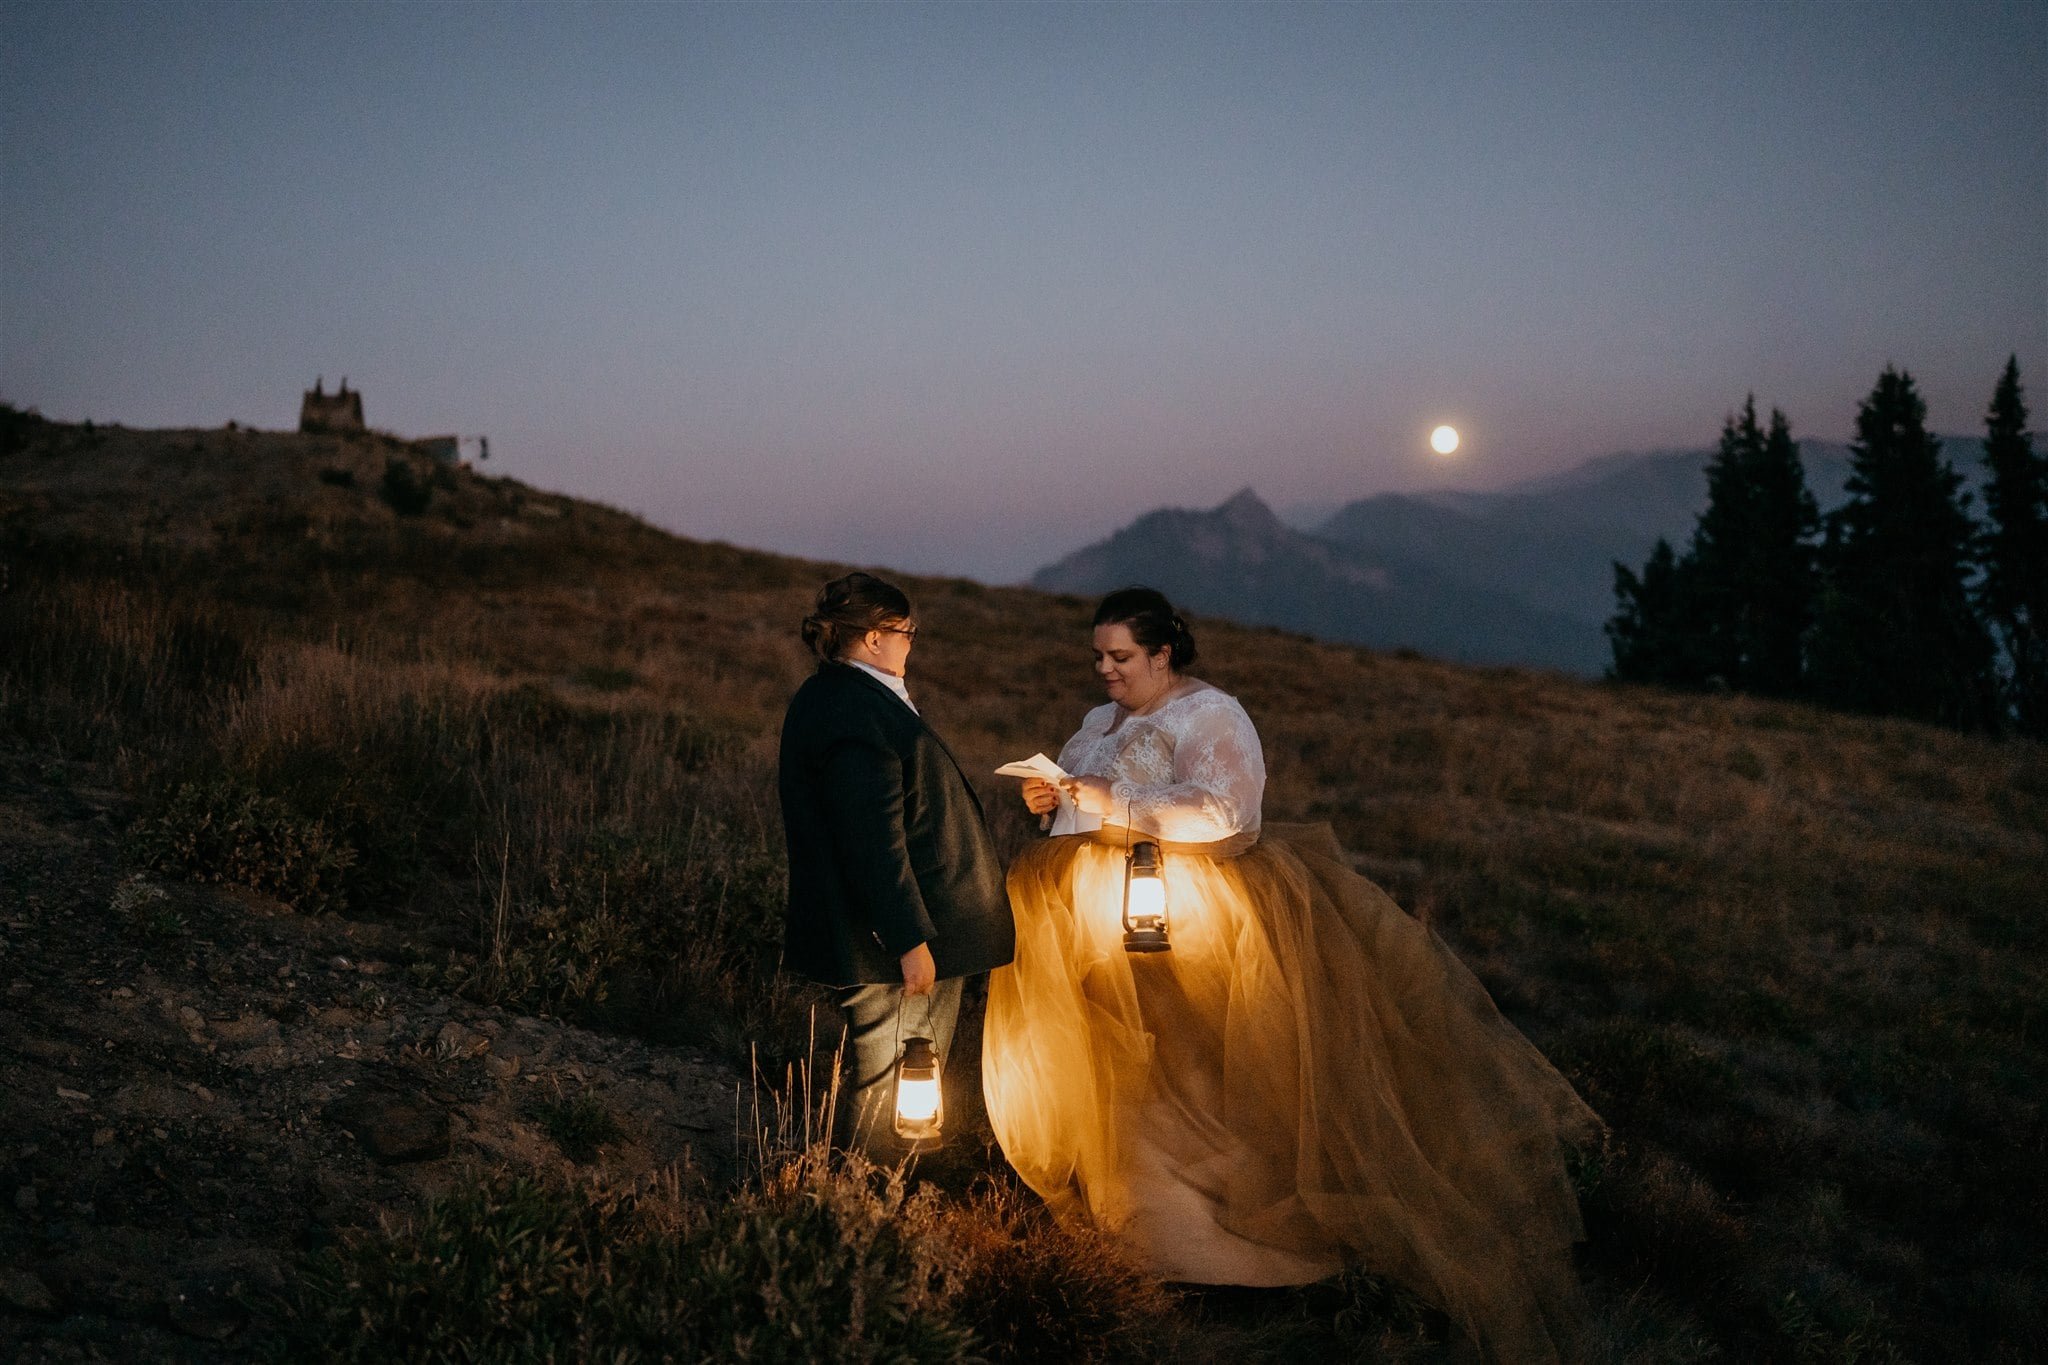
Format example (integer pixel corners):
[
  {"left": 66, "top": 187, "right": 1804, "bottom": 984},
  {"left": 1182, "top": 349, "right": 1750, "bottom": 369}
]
[{"left": 1430, "top": 424, "right": 1461, "bottom": 455}]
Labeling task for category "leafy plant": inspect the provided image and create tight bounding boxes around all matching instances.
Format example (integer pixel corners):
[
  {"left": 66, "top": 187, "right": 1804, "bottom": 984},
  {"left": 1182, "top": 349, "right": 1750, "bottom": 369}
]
[
  {"left": 933, "top": 1183, "right": 1174, "bottom": 1364},
  {"left": 532, "top": 1091, "right": 627, "bottom": 1163},
  {"left": 276, "top": 1161, "right": 975, "bottom": 1364},
  {"left": 139, "top": 775, "right": 355, "bottom": 914},
  {"left": 109, "top": 873, "right": 187, "bottom": 939}
]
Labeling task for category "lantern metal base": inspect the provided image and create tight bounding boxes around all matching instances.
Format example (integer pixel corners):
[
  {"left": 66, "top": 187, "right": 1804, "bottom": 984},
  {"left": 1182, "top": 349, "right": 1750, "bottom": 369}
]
[{"left": 1122, "top": 926, "right": 1171, "bottom": 953}]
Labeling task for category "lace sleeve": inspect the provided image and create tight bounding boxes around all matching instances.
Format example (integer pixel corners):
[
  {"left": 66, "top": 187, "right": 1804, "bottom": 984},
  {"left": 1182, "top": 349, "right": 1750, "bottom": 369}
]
[{"left": 1114, "top": 694, "right": 1265, "bottom": 842}]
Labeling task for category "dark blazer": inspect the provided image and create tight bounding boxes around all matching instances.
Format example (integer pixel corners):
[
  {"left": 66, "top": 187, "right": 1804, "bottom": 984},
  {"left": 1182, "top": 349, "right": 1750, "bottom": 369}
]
[{"left": 778, "top": 662, "right": 1014, "bottom": 987}]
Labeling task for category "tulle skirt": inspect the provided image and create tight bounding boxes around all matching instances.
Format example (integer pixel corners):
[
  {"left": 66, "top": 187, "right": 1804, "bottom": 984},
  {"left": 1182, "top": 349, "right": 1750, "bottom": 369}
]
[{"left": 983, "top": 824, "right": 1602, "bottom": 1365}]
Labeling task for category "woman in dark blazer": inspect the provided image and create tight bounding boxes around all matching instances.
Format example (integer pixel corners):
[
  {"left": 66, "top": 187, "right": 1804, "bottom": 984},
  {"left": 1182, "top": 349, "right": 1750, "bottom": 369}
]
[{"left": 778, "top": 571, "right": 1013, "bottom": 1158}]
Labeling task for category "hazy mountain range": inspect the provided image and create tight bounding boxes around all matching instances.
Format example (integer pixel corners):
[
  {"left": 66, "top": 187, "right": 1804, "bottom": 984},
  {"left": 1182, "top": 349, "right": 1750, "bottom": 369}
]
[{"left": 1032, "top": 438, "right": 1991, "bottom": 676}]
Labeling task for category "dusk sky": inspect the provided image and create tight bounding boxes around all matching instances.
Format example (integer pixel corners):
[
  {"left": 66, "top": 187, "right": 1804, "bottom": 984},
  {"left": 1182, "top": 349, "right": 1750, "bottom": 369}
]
[{"left": 4, "top": 0, "right": 2043, "bottom": 582}]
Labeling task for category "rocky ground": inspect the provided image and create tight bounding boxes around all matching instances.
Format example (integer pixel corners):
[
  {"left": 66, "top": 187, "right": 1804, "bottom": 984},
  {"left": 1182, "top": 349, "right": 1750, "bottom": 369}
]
[{"left": 0, "top": 749, "right": 744, "bottom": 1361}]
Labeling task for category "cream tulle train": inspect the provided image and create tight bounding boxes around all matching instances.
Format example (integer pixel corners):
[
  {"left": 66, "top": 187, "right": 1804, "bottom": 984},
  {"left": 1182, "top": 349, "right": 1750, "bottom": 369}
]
[{"left": 983, "top": 825, "right": 1602, "bottom": 1365}]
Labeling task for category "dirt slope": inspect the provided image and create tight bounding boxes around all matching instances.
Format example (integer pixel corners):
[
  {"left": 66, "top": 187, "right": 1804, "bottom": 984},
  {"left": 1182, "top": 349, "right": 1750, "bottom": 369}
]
[{"left": 0, "top": 749, "right": 741, "bottom": 1360}]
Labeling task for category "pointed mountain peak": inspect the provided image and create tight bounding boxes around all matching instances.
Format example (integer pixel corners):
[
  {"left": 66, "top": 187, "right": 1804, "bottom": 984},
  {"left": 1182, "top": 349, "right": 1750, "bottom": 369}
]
[{"left": 1215, "top": 487, "right": 1280, "bottom": 531}]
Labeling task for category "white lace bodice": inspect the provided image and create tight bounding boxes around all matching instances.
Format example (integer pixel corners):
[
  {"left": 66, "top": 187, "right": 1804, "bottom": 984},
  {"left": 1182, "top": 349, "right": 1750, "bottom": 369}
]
[{"left": 1048, "top": 683, "right": 1265, "bottom": 843}]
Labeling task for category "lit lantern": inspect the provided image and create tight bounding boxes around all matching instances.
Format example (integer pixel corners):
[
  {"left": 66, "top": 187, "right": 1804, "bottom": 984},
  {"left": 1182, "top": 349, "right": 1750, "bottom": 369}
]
[
  {"left": 893, "top": 1035, "right": 943, "bottom": 1141},
  {"left": 1122, "top": 840, "right": 1171, "bottom": 953}
]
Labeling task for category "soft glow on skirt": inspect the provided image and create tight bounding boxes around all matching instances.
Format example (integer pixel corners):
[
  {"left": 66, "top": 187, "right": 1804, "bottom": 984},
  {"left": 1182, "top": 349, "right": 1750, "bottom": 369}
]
[{"left": 984, "top": 824, "right": 1602, "bottom": 1365}]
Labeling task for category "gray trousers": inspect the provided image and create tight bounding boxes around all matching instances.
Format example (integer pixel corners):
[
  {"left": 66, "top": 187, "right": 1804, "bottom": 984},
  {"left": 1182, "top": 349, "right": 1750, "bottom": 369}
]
[{"left": 831, "top": 976, "right": 964, "bottom": 1161}]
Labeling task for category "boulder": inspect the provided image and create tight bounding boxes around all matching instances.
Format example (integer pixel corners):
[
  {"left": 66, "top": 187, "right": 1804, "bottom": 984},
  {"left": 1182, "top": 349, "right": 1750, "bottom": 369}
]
[
  {"left": 324, "top": 1089, "right": 450, "bottom": 1163},
  {"left": 0, "top": 1267, "right": 57, "bottom": 1315}
]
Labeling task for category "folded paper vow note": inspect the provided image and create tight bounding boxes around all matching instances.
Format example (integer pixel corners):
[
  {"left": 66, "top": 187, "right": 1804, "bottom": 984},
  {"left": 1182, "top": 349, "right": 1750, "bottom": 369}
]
[{"left": 994, "top": 752, "right": 1069, "bottom": 783}]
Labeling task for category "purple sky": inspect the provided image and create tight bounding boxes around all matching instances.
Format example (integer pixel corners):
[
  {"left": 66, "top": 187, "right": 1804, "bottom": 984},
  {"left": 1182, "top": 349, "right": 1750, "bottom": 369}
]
[{"left": 5, "top": 0, "right": 2043, "bottom": 582}]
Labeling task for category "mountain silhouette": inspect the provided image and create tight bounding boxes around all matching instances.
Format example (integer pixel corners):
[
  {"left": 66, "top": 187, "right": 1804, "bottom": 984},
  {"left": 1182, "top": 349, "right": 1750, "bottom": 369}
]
[
  {"left": 1031, "top": 487, "right": 1601, "bottom": 672},
  {"left": 1034, "top": 439, "right": 1989, "bottom": 675}
]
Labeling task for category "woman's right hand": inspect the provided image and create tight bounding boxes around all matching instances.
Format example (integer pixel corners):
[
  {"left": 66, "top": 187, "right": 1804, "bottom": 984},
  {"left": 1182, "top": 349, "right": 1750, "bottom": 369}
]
[{"left": 1020, "top": 776, "right": 1060, "bottom": 816}]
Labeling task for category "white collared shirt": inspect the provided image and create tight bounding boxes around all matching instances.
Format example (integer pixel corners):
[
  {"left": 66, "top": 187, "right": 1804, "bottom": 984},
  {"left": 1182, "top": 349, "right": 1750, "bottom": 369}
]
[{"left": 849, "top": 660, "right": 918, "bottom": 714}]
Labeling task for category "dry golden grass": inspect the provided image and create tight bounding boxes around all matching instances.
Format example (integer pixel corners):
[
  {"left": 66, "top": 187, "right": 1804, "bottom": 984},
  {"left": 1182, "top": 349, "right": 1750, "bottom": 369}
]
[{"left": 4, "top": 415, "right": 2042, "bottom": 1361}]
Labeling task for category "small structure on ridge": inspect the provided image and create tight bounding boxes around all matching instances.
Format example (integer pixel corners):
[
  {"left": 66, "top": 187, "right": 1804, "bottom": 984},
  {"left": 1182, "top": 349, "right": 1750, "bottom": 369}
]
[{"left": 299, "top": 377, "right": 365, "bottom": 435}]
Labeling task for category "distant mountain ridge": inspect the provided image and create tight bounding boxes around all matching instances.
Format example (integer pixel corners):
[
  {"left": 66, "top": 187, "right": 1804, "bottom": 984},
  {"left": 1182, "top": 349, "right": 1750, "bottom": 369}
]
[
  {"left": 1032, "top": 487, "right": 1606, "bottom": 673},
  {"left": 1033, "top": 437, "right": 1989, "bottom": 676}
]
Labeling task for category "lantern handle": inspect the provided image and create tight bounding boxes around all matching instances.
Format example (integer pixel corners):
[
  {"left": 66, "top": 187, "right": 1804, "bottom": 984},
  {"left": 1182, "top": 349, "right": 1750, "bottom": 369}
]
[{"left": 893, "top": 978, "right": 939, "bottom": 1055}]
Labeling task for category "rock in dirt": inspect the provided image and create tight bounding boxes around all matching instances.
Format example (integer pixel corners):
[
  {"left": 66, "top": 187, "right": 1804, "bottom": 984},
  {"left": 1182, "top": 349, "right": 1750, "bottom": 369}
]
[
  {"left": 210, "top": 1014, "right": 281, "bottom": 1047},
  {"left": 1, "top": 1267, "right": 58, "bottom": 1315},
  {"left": 324, "top": 1089, "right": 451, "bottom": 1163},
  {"left": 167, "top": 1283, "right": 247, "bottom": 1341},
  {"left": 435, "top": 1020, "right": 489, "bottom": 1060}
]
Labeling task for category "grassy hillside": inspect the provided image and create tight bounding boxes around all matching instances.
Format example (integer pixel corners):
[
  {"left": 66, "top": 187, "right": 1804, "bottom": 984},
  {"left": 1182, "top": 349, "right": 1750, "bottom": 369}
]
[{"left": 3, "top": 413, "right": 2042, "bottom": 1361}]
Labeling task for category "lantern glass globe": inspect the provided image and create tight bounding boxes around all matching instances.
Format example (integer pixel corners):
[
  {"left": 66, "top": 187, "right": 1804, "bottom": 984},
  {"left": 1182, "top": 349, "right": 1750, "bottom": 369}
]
[
  {"left": 894, "top": 1036, "right": 943, "bottom": 1138},
  {"left": 1126, "top": 877, "right": 1166, "bottom": 922},
  {"left": 896, "top": 1075, "right": 941, "bottom": 1124}
]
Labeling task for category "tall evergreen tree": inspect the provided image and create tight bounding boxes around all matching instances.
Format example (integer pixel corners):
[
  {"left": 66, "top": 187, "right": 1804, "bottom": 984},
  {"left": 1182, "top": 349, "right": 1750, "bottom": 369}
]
[
  {"left": 1809, "top": 367, "right": 1997, "bottom": 729},
  {"left": 1608, "top": 396, "right": 1819, "bottom": 694},
  {"left": 1686, "top": 397, "right": 1820, "bottom": 695},
  {"left": 1978, "top": 356, "right": 2047, "bottom": 737},
  {"left": 1743, "top": 409, "right": 1821, "bottom": 695},
  {"left": 1607, "top": 539, "right": 1713, "bottom": 686},
  {"left": 1685, "top": 400, "right": 1764, "bottom": 685}
]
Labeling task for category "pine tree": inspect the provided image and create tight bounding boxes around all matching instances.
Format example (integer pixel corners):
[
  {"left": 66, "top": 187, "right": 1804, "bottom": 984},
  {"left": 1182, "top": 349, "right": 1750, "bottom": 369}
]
[
  {"left": 1685, "top": 399, "right": 1764, "bottom": 686},
  {"left": 1743, "top": 408, "right": 1821, "bottom": 696},
  {"left": 1978, "top": 356, "right": 2047, "bottom": 737},
  {"left": 1612, "top": 397, "right": 1819, "bottom": 695},
  {"left": 1809, "top": 367, "right": 1997, "bottom": 729},
  {"left": 1607, "top": 539, "right": 1711, "bottom": 686}
]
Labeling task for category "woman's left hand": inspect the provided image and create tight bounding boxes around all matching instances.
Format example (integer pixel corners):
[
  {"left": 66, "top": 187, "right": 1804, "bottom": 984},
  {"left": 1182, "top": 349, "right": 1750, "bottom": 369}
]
[{"left": 1061, "top": 775, "right": 1115, "bottom": 817}]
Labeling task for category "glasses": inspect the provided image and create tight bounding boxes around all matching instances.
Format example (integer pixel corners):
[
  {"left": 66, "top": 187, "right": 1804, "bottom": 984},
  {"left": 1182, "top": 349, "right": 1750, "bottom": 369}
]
[{"left": 875, "top": 623, "right": 919, "bottom": 641}]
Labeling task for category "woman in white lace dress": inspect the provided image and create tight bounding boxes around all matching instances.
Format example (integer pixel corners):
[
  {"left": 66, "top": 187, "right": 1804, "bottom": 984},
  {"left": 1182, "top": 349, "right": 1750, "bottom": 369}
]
[{"left": 982, "top": 588, "right": 1601, "bottom": 1365}]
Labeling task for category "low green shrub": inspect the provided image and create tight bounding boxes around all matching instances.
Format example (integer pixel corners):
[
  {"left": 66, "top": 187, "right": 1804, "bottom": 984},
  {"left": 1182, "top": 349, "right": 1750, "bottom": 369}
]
[
  {"left": 532, "top": 1091, "right": 627, "bottom": 1163},
  {"left": 457, "top": 817, "right": 802, "bottom": 1058},
  {"left": 109, "top": 873, "right": 187, "bottom": 940},
  {"left": 139, "top": 774, "right": 355, "bottom": 914},
  {"left": 687, "top": 1154, "right": 973, "bottom": 1364},
  {"left": 933, "top": 1184, "right": 1173, "bottom": 1364},
  {"left": 1770, "top": 1286, "right": 1912, "bottom": 1365},
  {"left": 276, "top": 1161, "right": 974, "bottom": 1364},
  {"left": 237, "top": 691, "right": 485, "bottom": 914}
]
